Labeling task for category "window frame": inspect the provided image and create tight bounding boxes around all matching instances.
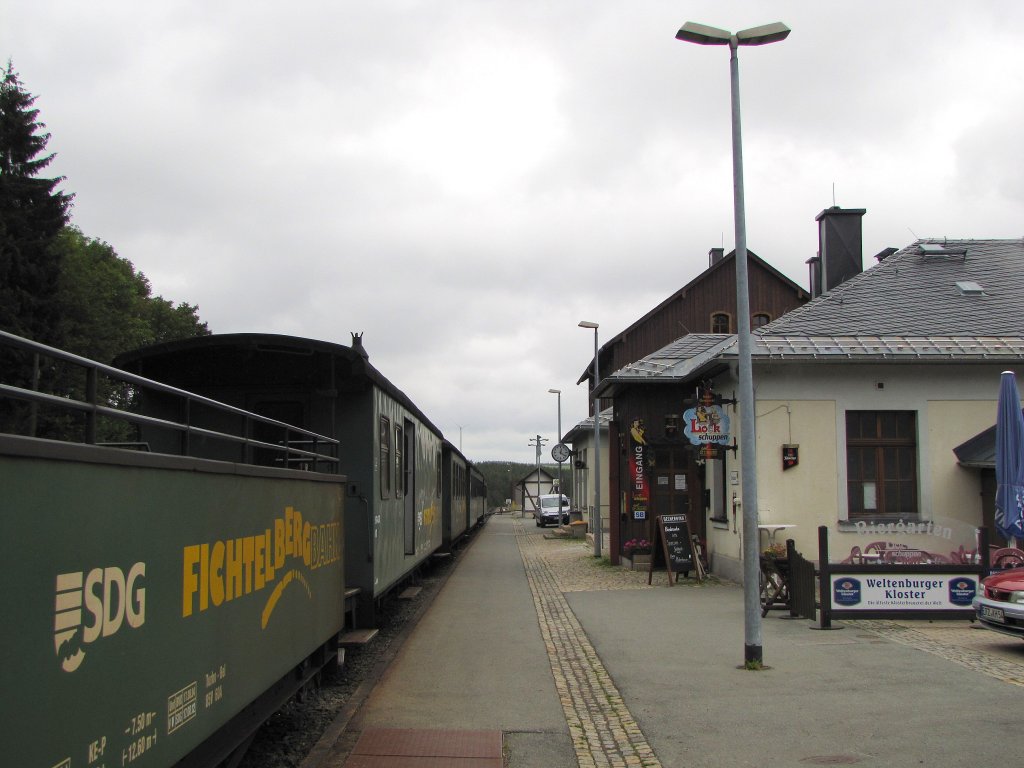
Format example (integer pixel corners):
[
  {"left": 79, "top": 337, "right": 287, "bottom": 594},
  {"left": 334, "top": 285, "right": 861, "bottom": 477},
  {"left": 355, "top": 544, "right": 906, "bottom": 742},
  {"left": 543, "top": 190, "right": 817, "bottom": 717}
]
[
  {"left": 379, "top": 416, "right": 391, "bottom": 500},
  {"left": 845, "top": 410, "right": 918, "bottom": 520}
]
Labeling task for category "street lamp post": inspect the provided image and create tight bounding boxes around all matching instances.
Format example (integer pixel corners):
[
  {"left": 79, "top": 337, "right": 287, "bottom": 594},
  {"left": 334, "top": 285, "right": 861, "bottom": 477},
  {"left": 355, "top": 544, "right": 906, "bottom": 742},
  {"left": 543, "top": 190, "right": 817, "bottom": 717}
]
[
  {"left": 528, "top": 434, "right": 547, "bottom": 519},
  {"left": 578, "top": 321, "right": 601, "bottom": 558},
  {"left": 675, "top": 20, "right": 790, "bottom": 668},
  {"left": 548, "top": 388, "right": 563, "bottom": 502}
]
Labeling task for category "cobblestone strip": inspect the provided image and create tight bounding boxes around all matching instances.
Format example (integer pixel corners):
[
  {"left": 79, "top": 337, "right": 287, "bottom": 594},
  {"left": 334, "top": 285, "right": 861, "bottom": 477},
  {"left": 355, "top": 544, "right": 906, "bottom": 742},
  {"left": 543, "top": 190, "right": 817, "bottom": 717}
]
[
  {"left": 514, "top": 521, "right": 663, "bottom": 768},
  {"left": 847, "top": 619, "right": 1024, "bottom": 687}
]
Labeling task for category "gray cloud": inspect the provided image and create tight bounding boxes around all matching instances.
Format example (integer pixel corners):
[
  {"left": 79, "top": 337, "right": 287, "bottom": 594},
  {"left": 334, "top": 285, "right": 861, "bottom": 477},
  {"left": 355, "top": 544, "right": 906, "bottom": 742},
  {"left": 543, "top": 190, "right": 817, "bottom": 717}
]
[{"left": 6, "top": 1, "right": 1024, "bottom": 461}]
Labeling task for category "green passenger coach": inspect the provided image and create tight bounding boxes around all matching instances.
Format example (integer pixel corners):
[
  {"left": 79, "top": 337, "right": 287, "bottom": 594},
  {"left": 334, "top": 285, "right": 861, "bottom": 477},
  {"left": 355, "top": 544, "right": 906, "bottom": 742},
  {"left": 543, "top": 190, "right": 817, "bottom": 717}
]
[{"left": 2, "top": 436, "right": 345, "bottom": 768}]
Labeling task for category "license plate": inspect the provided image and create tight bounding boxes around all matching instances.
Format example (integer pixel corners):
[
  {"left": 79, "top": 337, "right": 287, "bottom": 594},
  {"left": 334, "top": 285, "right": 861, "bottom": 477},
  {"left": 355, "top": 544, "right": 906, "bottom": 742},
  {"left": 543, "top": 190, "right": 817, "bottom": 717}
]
[{"left": 980, "top": 605, "right": 1006, "bottom": 623}]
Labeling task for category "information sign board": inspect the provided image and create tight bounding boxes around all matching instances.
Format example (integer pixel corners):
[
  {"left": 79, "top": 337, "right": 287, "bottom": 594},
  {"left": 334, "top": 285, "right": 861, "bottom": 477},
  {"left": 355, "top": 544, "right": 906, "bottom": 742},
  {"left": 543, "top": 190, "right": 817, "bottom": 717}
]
[{"left": 649, "top": 514, "right": 701, "bottom": 585}]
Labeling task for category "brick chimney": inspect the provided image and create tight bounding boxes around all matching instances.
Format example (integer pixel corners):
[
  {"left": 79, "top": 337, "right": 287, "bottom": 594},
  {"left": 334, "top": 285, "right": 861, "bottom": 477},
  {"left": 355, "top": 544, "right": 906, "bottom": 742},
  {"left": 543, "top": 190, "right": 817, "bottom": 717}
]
[
  {"left": 810, "top": 206, "right": 866, "bottom": 297},
  {"left": 709, "top": 247, "right": 725, "bottom": 267}
]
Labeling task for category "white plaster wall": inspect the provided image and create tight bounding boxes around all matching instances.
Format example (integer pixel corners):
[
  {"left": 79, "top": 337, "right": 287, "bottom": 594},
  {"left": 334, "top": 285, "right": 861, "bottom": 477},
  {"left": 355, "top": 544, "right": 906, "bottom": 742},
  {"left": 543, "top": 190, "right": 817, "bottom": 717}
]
[
  {"left": 707, "top": 361, "right": 1016, "bottom": 574},
  {"left": 568, "top": 426, "right": 610, "bottom": 545}
]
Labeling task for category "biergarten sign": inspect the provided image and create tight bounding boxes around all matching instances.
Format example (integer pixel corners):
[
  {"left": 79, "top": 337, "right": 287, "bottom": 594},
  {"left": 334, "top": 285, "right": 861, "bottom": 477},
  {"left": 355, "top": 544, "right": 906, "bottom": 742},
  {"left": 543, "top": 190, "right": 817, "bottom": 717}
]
[{"left": 830, "top": 574, "right": 977, "bottom": 612}]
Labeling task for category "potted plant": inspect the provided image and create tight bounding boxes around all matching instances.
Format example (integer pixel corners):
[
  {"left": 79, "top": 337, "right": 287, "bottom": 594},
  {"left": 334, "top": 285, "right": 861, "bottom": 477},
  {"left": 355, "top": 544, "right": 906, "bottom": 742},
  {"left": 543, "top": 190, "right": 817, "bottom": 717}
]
[
  {"left": 762, "top": 542, "right": 787, "bottom": 560},
  {"left": 623, "top": 538, "right": 652, "bottom": 570}
]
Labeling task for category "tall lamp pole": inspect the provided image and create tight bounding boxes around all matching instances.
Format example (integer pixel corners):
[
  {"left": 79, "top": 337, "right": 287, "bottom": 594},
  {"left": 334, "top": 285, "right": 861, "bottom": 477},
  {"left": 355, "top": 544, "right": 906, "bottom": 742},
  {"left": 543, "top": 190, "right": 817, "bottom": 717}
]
[
  {"left": 675, "top": 20, "right": 790, "bottom": 668},
  {"left": 578, "top": 321, "right": 601, "bottom": 557},
  {"left": 548, "top": 388, "right": 563, "bottom": 498},
  {"left": 529, "top": 434, "right": 548, "bottom": 518}
]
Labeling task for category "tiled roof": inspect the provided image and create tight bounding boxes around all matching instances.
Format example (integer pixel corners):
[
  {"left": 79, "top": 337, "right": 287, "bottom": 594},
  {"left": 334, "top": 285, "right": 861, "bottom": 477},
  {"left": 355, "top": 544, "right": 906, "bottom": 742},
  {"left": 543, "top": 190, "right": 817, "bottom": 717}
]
[
  {"left": 751, "top": 335, "right": 1024, "bottom": 360},
  {"left": 759, "top": 239, "right": 1024, "bottom": 337},
  {"left": 563, "top": 407, "right": 613, "bottom": 442},
  {"left": 601, "top": 239, "right": 1024, "bottom": 389},
  {"left": 608, "top": 334, "right": 733, "bottom": 382}
]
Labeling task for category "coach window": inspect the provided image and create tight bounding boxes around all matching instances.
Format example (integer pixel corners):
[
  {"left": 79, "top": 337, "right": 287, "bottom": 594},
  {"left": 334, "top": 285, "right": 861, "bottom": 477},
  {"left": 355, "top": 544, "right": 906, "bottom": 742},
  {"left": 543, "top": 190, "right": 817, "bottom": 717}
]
[
  {"left": 711, "top": 312, "right": 731, "bottom": 334},
  {"left": 395, "top": 424, "right": 405, "bottom": 497},
  {"left": 379, "top": 416, "right": 391, "bottom": 499},
  {"left": 846, "top": 411, "right": 918, "bottom": 519}
]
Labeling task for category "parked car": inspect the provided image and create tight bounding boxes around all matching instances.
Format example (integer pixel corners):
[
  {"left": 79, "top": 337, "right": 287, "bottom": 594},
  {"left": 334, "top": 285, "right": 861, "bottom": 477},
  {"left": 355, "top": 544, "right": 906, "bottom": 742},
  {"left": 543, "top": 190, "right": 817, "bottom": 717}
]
[
  {"left": 973, "top": 567, "right": 1024, "bottom": 638},
  {"left": 535, "top": 493, "right": 570, "bottom": 527}
]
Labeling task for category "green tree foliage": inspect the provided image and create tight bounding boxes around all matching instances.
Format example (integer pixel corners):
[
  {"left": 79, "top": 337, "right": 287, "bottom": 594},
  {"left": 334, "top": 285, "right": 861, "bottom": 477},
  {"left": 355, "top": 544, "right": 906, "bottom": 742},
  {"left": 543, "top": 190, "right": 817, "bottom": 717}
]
[
  {"left": 0, "top": 66, "right": 209, "bottom": 442},
  {"left": 2, "top": 227, "right": 211, "bottom": 442},
  {"left": 475, "top": 461, "right": 566, "bottom": 510},
  {"left": 54, "top": 226, "right": 209, "bottom": 364},
  {"left": 0, "top": 61, "right": 73, "bottom": 344}
]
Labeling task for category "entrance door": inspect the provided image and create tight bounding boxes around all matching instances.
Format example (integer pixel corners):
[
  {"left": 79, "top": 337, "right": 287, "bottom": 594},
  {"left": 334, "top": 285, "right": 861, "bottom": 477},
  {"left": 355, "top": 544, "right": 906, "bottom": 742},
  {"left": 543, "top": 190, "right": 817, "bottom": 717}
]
[
  {"left": 621, "top": 444, "right": 703, "bottom": 552},
  {"left": 651, "top": 446, "right": 695, "bottom": 524}
]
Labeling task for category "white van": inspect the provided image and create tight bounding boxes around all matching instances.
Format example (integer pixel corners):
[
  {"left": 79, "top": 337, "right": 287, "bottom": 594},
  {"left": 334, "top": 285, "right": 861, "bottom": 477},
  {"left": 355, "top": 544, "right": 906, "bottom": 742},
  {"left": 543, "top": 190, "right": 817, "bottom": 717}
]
[{"left": 536, "top": 494, "right": 570, "bottom": 527}]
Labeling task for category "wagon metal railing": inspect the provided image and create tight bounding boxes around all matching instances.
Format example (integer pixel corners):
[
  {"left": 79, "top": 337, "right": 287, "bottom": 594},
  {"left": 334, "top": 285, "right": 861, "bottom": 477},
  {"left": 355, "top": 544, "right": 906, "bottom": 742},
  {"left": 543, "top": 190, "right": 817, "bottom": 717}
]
[{"left": 0, "top": 330, "right": 339, "bottom": 472}]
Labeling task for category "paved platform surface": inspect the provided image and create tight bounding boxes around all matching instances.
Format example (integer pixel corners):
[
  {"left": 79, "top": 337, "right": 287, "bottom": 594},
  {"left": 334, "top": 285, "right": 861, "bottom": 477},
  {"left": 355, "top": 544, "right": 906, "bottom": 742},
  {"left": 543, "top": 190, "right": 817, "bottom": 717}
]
[{"left": 323, "top": 513, "right": 1024, "bottom": 767}]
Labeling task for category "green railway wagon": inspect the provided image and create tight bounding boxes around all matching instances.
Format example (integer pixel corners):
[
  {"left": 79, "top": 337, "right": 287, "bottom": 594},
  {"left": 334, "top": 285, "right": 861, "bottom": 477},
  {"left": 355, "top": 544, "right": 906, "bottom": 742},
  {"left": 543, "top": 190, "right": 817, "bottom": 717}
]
[
  {"left": 2, "top": 436, "right": 345, "bottom": 768},
  {"left": 441, "top": 440, "right": 470, "bottom": 552},
  {"left": 118, "top": 333, "right": 448, "bottom": 625}
]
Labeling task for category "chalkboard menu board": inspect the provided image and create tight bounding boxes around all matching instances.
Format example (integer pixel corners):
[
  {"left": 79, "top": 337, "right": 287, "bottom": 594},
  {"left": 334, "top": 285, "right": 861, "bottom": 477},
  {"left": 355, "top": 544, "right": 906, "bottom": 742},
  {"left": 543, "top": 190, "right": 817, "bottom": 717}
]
[{"left": 648, "top": 514, "right": 700, "bottom": 585}]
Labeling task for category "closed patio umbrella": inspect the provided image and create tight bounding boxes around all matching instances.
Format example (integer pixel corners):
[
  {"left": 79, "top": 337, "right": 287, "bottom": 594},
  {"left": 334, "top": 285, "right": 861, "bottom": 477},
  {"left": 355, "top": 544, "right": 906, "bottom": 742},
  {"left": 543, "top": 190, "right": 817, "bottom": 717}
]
[{"left": 995, "top": 371, "right": 1024, "bottom": 546}]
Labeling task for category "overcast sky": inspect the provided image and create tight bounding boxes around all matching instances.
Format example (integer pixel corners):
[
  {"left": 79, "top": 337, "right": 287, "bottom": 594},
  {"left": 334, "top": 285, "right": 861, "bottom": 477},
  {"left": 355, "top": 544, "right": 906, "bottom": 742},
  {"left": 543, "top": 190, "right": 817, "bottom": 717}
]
[{"left": 5, "top": 2, "right": 1023, "bottom": 463}]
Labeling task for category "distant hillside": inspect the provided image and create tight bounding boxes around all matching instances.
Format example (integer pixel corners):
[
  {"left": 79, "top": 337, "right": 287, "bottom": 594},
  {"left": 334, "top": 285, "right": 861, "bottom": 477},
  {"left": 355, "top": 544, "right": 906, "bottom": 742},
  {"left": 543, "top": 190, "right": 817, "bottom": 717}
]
[{"left": 475, "top": 461, "right": 566, "bottom": 510}]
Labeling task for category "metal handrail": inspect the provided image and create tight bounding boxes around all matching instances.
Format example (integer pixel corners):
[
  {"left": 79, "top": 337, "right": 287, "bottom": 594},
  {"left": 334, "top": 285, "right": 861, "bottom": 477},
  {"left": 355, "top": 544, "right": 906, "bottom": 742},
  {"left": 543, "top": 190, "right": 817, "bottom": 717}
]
[{"left": 0, "top": 330, "right": 339, "bottom": 471}]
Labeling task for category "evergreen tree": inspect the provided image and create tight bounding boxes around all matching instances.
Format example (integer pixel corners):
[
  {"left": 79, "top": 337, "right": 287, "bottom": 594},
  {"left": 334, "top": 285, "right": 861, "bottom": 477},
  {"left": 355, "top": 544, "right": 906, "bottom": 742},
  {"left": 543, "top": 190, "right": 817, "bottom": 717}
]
[{"left": 0, "top": 61, "right": 74, "bottom": 344}]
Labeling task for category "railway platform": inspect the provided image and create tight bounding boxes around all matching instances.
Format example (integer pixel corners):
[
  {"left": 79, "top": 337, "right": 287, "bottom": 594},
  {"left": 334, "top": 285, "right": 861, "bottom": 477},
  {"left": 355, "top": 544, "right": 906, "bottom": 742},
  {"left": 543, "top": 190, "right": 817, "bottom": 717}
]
[{"left": 317, "top": 513, "right": 1024, "bottom": 768}]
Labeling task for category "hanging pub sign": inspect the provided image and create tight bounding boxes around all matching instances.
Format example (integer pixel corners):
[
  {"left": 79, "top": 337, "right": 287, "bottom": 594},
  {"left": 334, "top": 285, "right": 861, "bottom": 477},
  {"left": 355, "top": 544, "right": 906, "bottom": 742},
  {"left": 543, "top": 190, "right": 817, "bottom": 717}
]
[
  {"left": 629, "top": 419, "right": 649, "bottom": 520},
  {"left": 782, "top": 443, "right": 799, "bottom": 470},
  {"left": 683, "top": 387, "right": 731, "bottom": 454}
]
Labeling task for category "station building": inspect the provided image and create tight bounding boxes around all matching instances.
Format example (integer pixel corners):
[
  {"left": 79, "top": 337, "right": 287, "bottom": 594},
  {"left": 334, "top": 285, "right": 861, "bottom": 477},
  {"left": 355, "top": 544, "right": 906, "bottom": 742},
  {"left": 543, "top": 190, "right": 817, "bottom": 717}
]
[{"left": 590, "top": 213, "right": 1024, "bottom": 581}]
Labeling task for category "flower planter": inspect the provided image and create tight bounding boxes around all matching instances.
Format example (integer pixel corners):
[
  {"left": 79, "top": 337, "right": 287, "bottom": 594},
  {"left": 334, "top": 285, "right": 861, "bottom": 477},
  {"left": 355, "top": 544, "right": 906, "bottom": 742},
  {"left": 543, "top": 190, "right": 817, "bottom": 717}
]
[
  {"left": 624, "top": 552, "right": 651, "bottom": 570},
  {"left": 631, "top": 553, "right": 651, "bottom": 571}
]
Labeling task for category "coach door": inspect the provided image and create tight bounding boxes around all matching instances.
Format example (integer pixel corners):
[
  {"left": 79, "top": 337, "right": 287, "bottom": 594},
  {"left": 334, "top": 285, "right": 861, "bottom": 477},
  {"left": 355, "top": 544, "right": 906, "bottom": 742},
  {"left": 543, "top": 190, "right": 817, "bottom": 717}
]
[{"left": 403, "top": 418, "right": 416, "bottom": 555}]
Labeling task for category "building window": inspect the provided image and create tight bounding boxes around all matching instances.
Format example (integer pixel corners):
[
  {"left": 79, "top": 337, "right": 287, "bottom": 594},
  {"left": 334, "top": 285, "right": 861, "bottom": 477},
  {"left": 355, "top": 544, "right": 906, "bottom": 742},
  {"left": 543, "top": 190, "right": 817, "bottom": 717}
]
[
  {"left": 845, "top": 411, "right": 918, "bottom": 519},
  {"left": 752, "top": 312, "right": 771, "bottom": 328},
  {"left": 711, "top": 312, "right": 731, "bottom": 334},
  {"left": 379, "top": 416, "right": 391, "bottom": 499},
  {"left": 395, "top": 425, "right": 405, "bottom": 497}
]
